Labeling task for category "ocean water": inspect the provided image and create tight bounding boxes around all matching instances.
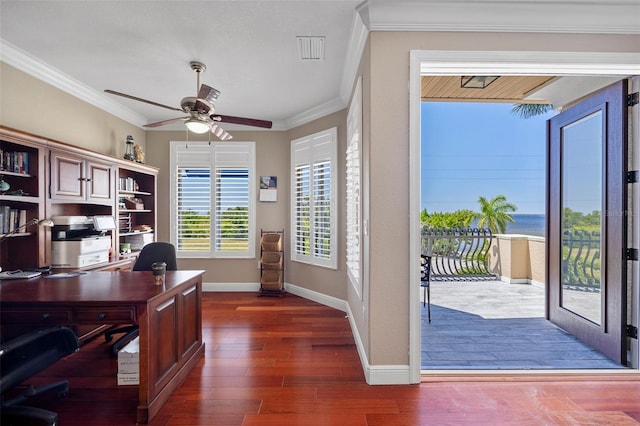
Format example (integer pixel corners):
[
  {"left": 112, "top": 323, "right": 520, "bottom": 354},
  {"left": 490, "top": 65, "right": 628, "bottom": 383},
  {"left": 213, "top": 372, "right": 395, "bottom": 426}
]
[{"left": 505, "top": 214, "right": 545, "bottom": 237}]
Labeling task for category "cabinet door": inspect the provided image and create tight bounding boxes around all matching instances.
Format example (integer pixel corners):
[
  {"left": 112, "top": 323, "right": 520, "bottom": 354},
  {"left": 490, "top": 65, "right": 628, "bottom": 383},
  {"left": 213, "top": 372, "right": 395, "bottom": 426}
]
[
  {"left": 50, "top": 151, "right": 114, "bottom": 203},
  {"left": 86, "top": 160, "right": 113, "bottom": 203},
  {"left": 50, "top": 151, "right": 84, "bottom": 200}
]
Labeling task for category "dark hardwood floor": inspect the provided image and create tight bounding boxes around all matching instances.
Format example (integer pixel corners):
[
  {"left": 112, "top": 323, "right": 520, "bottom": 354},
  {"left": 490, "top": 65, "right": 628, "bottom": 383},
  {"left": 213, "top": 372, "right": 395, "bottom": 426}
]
[{"left": 15, "top": 292, "right": 640, "bottom": 425}]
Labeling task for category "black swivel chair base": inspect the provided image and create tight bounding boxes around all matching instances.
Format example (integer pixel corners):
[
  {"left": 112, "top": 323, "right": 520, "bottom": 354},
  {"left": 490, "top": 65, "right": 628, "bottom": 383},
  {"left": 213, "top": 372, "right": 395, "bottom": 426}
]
[
  {"left": 2, "top": 380, "right": 69, "bottom": 426},
  {"left": 1, "top": 327, "right": 79, "bottom": 426}
]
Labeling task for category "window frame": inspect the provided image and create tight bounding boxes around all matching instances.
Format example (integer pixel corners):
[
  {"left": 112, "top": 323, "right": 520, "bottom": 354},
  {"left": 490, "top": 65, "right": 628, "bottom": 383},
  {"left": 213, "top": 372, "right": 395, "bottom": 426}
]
[
  {"left": 170, "top": 141, "right": 256, "bottom": 259},
  {"left": 290, "top": 128, "right": 338, "bottom": 269}
]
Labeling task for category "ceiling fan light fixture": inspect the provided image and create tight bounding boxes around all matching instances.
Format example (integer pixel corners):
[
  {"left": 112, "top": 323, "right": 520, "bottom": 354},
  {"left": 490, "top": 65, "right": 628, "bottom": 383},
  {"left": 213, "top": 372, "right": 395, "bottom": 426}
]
[{"left": 185, "top": 118, "right": 211, "bottom": 134}]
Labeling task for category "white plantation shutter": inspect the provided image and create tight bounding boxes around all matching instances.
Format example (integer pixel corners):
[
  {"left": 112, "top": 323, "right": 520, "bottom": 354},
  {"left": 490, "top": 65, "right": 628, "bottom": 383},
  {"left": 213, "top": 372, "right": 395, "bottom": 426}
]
[
  {"left": 290, "top": 128, "right": 337, "bottom": 269},
  {"left": 177, "top": 167, "right": 211, "bottom": 252},
  {"left": 213, "top": 143, "right": 255, "bottom": 256},
  {"left": 313, "top": 160, "right": 332, "bottom": 259},
  {"left": 345, "top": 140, "right": 361, "bottom": 288},
  {"left": 173, "top": 143, "right": 212, "bottom": 254},
  {"left": 171, "top": 141, "right": 255, "bottom": 258},
  {"left": 294, "top": 163, "right": 311, "bottom": 255},
  {"left": 346, "top": 77, "right": 362, "bottom": 295}
]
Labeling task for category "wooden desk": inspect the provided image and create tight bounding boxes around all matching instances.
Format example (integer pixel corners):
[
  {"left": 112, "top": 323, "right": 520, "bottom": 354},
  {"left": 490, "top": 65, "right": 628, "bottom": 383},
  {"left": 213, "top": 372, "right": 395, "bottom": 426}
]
[{"left": 0, "top": 270, "right": 205, "bottom": 424}]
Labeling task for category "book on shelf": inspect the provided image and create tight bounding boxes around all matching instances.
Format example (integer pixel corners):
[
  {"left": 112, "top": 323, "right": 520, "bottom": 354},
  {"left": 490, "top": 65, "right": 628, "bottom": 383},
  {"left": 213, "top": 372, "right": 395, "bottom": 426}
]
[
  {"left": 18, "top": 209, "right": 26, "bottom": 229},
  {"left": 119, "top": 176, "right": 138, "bottom": 192},
  {"left": 0, "top": 150, "right": 30, "bottom": 174},
  {"left": 0, "top": 207, "right": 27, "bottom": 234}
]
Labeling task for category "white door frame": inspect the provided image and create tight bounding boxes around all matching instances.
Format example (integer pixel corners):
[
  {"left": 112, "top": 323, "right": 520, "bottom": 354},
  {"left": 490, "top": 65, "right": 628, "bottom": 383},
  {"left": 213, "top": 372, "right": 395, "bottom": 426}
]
[{"left": 409, "top": 50, "right": 640, "bottom": 383}]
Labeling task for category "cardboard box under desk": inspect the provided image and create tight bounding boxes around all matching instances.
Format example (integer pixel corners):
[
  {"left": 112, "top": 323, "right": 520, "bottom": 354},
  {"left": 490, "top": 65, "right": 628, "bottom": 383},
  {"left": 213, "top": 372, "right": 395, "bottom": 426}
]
[{"left": 117, "top": 336, "right": 139, "bottom": 385}]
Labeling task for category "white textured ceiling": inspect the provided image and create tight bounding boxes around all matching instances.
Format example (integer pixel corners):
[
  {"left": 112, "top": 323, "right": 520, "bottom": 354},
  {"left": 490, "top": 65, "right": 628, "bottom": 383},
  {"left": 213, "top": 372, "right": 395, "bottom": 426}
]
[{"left": 1, "top": 0, "right": 638, "bottom": 133}]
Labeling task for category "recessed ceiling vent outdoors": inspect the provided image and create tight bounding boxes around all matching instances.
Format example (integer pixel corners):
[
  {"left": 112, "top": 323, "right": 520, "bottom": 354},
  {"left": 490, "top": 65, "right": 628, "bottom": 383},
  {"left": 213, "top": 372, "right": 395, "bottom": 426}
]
[{"left": 297, "top": 36, "right": 325, "bottom": 61}]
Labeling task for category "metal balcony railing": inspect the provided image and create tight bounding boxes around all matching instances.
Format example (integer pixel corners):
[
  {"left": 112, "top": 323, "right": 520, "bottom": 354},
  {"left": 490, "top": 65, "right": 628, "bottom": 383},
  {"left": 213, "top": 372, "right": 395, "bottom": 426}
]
[
  {"left": 562, "top": 229, "right": 601, "bottom": 292},
  {"left": 422, "top": 228, "right": 496, "bottom": 281}
]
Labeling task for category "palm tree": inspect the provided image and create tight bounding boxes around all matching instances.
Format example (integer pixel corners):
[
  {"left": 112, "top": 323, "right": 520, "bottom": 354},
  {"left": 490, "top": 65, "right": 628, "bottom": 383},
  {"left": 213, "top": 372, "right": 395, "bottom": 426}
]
[
  {"left": 476, "top": 195, "right": 517, "bottom": 233},
  {"left": 511, "top": 103, "right": 554, "bottom": 119}
]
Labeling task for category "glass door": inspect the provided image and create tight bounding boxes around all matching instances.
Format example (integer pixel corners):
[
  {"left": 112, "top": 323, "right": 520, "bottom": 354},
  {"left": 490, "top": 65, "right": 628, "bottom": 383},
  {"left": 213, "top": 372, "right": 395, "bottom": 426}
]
[{"left": 547, "top": 79, "right": 628, "bottom": 364}]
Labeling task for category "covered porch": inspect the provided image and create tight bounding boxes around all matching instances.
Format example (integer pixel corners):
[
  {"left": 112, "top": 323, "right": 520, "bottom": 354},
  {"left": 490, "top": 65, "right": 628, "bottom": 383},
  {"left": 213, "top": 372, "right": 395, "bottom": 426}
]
[{"left": 421, "top": 234, "right": 624, "bottom": 370}]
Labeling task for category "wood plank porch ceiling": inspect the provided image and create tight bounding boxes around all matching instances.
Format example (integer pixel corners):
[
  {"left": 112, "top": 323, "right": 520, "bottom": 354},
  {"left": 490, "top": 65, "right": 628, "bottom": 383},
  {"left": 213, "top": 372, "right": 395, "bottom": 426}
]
[{"left": 422, "top": 75, "right": 555, "bottom": 103}]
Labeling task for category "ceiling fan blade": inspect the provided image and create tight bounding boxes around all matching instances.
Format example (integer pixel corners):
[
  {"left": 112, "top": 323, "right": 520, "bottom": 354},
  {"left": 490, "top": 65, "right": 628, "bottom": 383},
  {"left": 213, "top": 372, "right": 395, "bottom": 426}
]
[
  {"left": 197, "top": 84, "right": 221, "bottom": 104},
  {"left": 211, "top": 124, "right": 233, "bottom": 141},
  {"left": 143, "top": 117, "right": 187, "bottom": 128},
  {"left": 212, "top": 114, "right": 273, "bottom": 129},
  {"left": 105, "top": 89, "right": 184, "bottom": 113}
]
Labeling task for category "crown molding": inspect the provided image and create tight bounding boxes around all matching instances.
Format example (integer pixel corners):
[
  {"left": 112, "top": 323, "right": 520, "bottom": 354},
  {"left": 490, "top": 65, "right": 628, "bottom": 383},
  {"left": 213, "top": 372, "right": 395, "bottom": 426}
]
[
  {"left": 1, "top": 38, "right": 341, "bottom": 132},
  {"left": 339, "top": 10, "right": 370, "bottom": 104},
  {"left": 285, "top": 96, "right": 346, "bottom": 130},
  {"left": 0, "top": 40, "right": 148, "bottom": 128},
  {"left": 362, "top": 0, "right": 640, "bottom": 34},
  {"left": 417, "top": 50, "right": 640, "bottom": 75}
]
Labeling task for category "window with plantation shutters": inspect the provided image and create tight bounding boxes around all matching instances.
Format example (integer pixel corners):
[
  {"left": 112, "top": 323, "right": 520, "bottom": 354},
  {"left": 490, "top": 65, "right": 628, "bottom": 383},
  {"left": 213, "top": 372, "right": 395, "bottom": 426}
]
[
  {"left": 177, "top": 167, "right": 211, "bottom": 252},
  {"left": 290, "top": 128, "right": 337, "bottom": 269},
  {"left": 346, "top": 77, "right": 362, "bottom": 296},
  {"left": 171, "top": 141, "right": 255, "bottom": 258}
]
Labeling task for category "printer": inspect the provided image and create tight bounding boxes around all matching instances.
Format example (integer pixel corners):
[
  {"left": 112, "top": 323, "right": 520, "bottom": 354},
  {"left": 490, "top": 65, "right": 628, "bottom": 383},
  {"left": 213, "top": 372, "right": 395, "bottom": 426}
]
[{"left": 51, "top": 215, "right": 116, "bottom": 268}]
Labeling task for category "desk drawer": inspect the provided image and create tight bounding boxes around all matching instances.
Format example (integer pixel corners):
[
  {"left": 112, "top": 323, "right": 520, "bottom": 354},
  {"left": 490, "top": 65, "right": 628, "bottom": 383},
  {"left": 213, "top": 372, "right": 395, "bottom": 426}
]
[
  {"left": 74, "top": 307, "right": 136, "bottom": 324},
  {"left": 2, "top": 308, "right": 73, "bottom": 324}
]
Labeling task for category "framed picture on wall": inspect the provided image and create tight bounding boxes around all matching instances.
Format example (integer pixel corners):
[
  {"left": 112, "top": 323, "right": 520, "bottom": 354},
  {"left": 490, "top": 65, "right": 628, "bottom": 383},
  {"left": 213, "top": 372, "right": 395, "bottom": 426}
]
[{"left": 260, "top": 176, "right": 277, "bottom": 201}]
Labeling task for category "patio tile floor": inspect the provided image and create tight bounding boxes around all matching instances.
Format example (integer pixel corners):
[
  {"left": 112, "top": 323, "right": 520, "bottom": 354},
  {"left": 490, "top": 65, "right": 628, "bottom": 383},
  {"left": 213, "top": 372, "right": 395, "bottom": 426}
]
[{"left": 421, "top": 280, "right": 625, "bottom": 370}]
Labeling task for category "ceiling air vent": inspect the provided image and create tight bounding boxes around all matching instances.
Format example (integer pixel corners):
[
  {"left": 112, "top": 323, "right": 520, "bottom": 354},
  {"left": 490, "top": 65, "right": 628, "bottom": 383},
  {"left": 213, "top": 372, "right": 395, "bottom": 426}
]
[{"left": 297, "top": 36, "right": 325, "bottom": 61}]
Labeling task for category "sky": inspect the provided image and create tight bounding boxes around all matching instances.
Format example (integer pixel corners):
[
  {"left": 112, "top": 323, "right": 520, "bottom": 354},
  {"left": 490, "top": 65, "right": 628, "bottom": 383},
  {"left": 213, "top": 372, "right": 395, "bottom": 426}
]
[{"left": 421, "top": 102, "right": 556, "bottom": 215}]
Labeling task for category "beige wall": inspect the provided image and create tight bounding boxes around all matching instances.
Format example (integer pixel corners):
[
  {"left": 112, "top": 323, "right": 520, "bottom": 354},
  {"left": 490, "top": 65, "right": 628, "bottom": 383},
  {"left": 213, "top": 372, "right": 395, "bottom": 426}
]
[
  {"left": 529, "top": 238, "right": 546, "bottom": 284},
  {"left": 146, "top": 111, "right": 349, "bottom": 298},
  {"left": 0, "top": 63, "right": 145, "bottom": 156},
  {"left": 489, "top": 235, "right": 546, "bottom": 284},
  {"left": 145, "top": 129, "right": 289, "bottom": 285},
  {"left": 287, "top": 110, "right": 349, "bottom": 300}
]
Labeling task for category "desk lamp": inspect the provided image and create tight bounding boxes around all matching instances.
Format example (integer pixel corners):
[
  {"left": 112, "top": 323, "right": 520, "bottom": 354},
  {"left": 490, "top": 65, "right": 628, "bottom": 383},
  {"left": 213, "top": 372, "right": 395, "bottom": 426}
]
[{"left": 0, "top": 218, "right": 54, "bottom": 272}]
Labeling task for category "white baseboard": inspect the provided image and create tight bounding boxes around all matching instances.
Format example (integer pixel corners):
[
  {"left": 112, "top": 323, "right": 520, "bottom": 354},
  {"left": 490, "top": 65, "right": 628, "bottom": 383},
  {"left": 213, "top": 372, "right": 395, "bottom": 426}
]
[
  {"left": 344, "top": 304, "right": 411, "bottom": 385},
  {"left": 497, "top": 276, "right": 531, "bottom": 285},
  {"left": 202, "top": 282, "right": 260, "bottom": 292},
  {"left": 202, "top": 281, "right": 412, "bottom": 385},
  {"left": 284, "top": 283, "right": 347, "bottom": 312}
]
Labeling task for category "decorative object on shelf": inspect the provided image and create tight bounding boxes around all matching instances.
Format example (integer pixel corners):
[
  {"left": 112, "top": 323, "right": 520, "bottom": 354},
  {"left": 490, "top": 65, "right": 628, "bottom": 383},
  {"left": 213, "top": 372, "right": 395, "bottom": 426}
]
[
  {"left": 133, "top": 144, "right": 145, "bottom": 164},
  {"left": 124, "top": 135, "right": 135, "bottom": 161},
  {"left": 0, "top": 179, "right": 9, "bottom": 193},
  {"left": 124, "top": 198, "right": 144, "bottom": 210}
]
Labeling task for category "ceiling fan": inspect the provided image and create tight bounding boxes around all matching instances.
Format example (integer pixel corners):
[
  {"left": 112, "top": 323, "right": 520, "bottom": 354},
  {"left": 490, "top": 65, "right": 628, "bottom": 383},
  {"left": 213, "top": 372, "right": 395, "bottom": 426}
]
[{"left": 105, "top": 61, "right": 272, "bottom": 140}]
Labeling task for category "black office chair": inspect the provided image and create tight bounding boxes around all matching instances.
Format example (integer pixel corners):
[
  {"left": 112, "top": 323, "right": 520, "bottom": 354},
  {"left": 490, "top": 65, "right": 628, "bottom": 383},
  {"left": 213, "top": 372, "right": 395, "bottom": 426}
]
[
  {"left": 1, "top": 327, "right": 80, "bottom": 426},
  {"left": 420, "top": 254, "right": 431, "bottom": 323},
  {"left": 105, "top": 242, "right": 178, "bottom": 356}
]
